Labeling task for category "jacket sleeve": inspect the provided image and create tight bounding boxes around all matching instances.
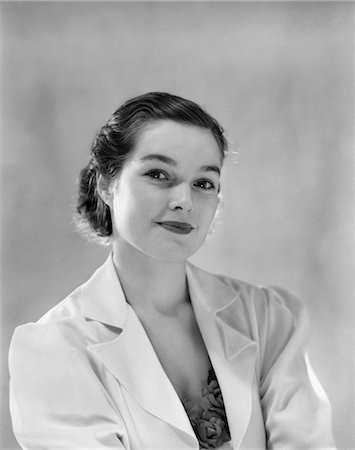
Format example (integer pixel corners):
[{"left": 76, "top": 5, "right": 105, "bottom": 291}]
[
  {"left": 9, "top": 322, "right": 126, "bottom": 449},
  {"left": 257, "top": 286, "right": 336, "bottom": 449}
]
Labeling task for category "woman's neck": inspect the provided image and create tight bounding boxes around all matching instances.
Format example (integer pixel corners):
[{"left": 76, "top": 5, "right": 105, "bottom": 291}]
[{"left": 111, "top": 240, "right": 189, "bottom": 317}]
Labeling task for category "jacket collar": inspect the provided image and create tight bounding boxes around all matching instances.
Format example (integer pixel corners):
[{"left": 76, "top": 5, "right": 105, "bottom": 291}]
[
  {"left": 186, "top": 262, "right": 258, "bottom": 449},
  {"left": 186, "top": 262, "right": 256, "bottom": 360},
  {"left": 77, "top": 253, "right": 129, "bottom": 329},
  {"left": 77, "top": 254, "right": 257, "bottom": 448},
  {"left": 79, "top": 254, "right": 256, "bottom": 352}
]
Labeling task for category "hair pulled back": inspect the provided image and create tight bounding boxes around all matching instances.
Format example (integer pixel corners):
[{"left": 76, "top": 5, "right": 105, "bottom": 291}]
[{"left": 76, "top": 92, "right": 227, "bottom": 242}]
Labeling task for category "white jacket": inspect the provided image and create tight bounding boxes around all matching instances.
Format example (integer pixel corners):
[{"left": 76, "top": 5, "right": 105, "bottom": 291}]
[{"left": 9, "top": 255, "right": 335, "bottom": 449}]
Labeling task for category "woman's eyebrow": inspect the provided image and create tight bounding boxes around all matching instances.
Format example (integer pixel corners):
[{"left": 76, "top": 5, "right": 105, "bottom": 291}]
[
  {"left": 201, "top": 165, "right": 221, "bottom": 176},
  {"left": 140, "top": 154, "right": 177, "bottom": 166},
  {"left": 139, "top": 153, "right": 221, "bottom": 175}
]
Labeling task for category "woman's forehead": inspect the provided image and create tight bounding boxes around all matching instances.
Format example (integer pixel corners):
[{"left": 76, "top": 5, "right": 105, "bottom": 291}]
[{"left": 133, "top": 120, "right": 223, "bottom": 166}]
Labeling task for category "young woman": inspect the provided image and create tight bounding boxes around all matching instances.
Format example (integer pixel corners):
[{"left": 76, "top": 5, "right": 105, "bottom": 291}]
[{"left": 9, "top": 92, "right": 335, "bottom": 449}]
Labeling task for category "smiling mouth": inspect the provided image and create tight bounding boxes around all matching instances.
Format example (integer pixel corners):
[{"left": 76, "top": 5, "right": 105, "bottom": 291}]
[{"left": 156, "top": 221, "right": 194, "bottom": 235}]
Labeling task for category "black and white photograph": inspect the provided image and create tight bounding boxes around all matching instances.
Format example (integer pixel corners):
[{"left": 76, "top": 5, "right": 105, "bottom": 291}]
[{"left": 1, "top": 2, "right": 354, "bottom": 449}]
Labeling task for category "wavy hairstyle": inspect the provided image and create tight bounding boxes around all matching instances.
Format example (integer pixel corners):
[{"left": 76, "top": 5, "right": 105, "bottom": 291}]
[{"left": 75, "top": 92, "right": 228, "bottom": 242}]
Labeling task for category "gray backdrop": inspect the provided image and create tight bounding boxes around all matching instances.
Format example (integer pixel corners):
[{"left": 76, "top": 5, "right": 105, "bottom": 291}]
[{"left": 1, "top": 2, "right": 354, "bottom": 448}]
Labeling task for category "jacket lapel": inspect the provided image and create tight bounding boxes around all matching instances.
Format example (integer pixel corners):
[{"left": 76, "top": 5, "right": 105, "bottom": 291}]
[
  {"left": 78, "top": 255, "right": 197, "bottom": 446},
  {"left": 77, "top": 255, "right": 258, "bottom": 449},
  {"left": 186, "top": 262, "right": 258, "bottom": 449}
]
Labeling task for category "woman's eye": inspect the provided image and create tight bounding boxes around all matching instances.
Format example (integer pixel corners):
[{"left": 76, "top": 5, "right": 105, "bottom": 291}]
[
  {"left": 195, "top": 180, "right": 216, "bottom": 190},
  {"left": 145, "top": 170, "right": 169, "bottom": 181}
]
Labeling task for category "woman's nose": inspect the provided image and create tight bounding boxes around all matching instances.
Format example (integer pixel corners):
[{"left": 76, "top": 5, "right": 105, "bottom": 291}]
[{"left": 168, "top": 183, "right": 193, "bottom": 212}]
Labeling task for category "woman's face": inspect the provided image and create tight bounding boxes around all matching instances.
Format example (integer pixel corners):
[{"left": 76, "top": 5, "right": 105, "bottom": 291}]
[{"left": 108, "top": 120, "right": 223, "bottom": 263}]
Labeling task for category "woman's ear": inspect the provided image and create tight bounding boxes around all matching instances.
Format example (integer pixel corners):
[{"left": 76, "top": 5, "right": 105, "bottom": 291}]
[{"left": 97, "top": 175, "right": 113, "bottom": 208}]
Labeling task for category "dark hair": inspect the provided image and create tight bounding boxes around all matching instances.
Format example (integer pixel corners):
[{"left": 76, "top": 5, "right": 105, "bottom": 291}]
[{"left": 76, "top": 92, "right": 227, "bottom": 242}]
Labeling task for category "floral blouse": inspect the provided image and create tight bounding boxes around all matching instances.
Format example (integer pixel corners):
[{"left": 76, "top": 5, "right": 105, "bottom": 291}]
[{"left": 182, "top": 367, "right": 231, "bottom": 449}]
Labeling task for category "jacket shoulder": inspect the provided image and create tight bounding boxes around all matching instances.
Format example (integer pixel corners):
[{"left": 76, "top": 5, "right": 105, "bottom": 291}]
[
  {"left": 9, "top": 296, "right": 84, "bottom": 371},
  {"left": 9, "top": 281, "right": 99, "bottom": 373},
  {"left": 190, "top": 263, "right": 306, "bottom": 321},
  {"left": 229, "top": 271, "right": 307, "bottom": 331},
  {"left": 188, "top": 264, "right": 309, "bottom": 362}
]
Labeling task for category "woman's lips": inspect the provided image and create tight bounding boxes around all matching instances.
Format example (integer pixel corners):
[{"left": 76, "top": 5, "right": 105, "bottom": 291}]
[{"left": 157, "top": 221, "right": 194, "bottom": 235}]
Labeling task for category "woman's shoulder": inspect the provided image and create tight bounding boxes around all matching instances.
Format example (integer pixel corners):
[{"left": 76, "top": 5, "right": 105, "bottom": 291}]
[
  {"left": 9, "top": 287, "right": 89, "bottom": 363},
  {"left": 10, "top": 256, "right": 124, "bottom": 351},
  {"left": 188, "top": 262, "right": 307, "bottom": 322},
  {"left": 189, "top": 264, "right": 311, "bottom": 381}
]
